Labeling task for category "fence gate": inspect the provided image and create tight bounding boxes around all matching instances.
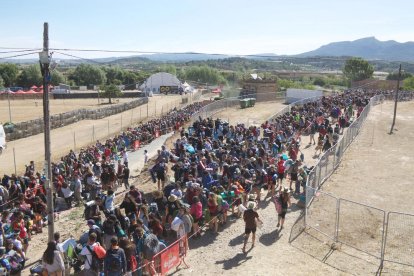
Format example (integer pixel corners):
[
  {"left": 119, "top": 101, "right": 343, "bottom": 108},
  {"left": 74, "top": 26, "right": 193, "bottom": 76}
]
[
  {"left": 337, "top": 199, "right": 386, "bottom": 258},
  {"left": 383, "top": 212, "right": 414, "bottom": 267},
  {"left": 305, "top": 186, "right": 338, "bottom": 240}
]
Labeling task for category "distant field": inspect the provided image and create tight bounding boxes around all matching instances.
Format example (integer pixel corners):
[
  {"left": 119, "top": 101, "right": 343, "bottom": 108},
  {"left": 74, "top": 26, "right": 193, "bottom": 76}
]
[{"left": 0, "top": 98, "right": 135, "bottom": 123}]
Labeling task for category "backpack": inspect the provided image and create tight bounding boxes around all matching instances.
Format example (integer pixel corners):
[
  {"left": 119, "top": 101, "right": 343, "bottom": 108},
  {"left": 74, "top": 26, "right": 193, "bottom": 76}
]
[
  {"left": 84, "top": 205, "right": 93, "bottom": 220},
  {"left": 105, "top": 248, "right": 122, "bottom": 272},
  {"left": 86, "top": 245, "right": 104, "bottom": 272}
]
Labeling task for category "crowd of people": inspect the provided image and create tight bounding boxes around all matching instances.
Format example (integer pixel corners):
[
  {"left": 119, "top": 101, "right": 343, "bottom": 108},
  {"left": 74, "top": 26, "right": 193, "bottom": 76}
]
[
  {"left": 0, "top": 102, "right": 208, "bottom": 275},
  {"left": 1, "top": 88, "right": 405, "bottom": 275},
  {"left": 35, "top": 89, "right": 386, "bottom": 276}
]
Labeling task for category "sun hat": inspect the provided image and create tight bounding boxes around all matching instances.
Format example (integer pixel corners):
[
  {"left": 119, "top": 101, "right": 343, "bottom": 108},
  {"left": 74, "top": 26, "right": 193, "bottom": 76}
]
[
  {"left": 247, "top": 201, "right": 256, "bottom": 209},
  {"left": 168, "top": 194, "right": 178, "bottom": 202}
]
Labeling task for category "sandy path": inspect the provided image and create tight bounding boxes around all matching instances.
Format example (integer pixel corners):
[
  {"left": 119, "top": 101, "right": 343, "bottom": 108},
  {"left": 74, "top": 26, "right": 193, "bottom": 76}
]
[
  {"left": 0, "top": 97, "right": 138, "bottom": 123},
  {"left": 0, "top": 95, "right": 183, "bottom": 175}
]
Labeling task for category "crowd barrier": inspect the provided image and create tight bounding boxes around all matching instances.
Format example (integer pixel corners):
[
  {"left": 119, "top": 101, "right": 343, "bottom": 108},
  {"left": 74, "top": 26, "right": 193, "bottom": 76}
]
[{"left": 303, "top": 91, "right": 414, "bottom": 270}]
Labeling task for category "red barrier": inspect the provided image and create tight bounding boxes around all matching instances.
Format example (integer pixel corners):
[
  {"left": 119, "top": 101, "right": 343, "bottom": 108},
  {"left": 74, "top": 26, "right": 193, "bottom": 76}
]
[
  {"left": 133, "top": 140, "right": 140, "bottom": 150},
  {"left": 151, "top": 234, "right": 189, "bottom": 275}
]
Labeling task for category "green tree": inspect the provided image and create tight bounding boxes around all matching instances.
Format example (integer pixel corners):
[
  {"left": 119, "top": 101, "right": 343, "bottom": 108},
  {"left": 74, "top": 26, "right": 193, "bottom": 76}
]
[
  {"left": 17, "top": 65, "right": 42, "bottom": 87},
  {"left": 343, "top": 57, "right": 374, "bottom": 82},
  {"left": 69, "top": 64, "right": 106, "bottom": 86},
  {"left": 386, "top": 71, "right": 412, "bottom": 80},
  {"left": 101, "top": 84, "right": 122, "bottom": 104},
  {"left": 0, "top": 76, "right": 4, "bottom": 88},
  {"left": 157, "top": 64, "right": 176, "bottom": 75},
  {"left": 104, "top": 66, "right": 125, "bottom": 85},
  {"left": 403, "top": 76, "right": 414, "bottom": 90},
  {"left": 50, "top": 70, "right": 65, "bottom": 86},
  {"left": 0, "top": 63, "right": 19, "bottom": 87},
  {"left": 313, "top": 77, "right": 326, "bottom": 86}
]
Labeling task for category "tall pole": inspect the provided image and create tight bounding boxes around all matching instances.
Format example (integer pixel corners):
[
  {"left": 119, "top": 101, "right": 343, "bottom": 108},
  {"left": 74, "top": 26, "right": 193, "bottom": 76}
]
[
  {"left": 40, "top": 22, "right": 54, "bottom": 242},
  {"left": 7, "top": 92, "right": 12, "bottom": 123},
  {"left": 390, "top": 64, "right": 401, "bottom": 134}
]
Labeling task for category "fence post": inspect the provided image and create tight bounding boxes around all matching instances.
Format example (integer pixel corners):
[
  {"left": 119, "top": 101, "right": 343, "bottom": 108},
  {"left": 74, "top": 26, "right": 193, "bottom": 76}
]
[
  {"left": 335, "top": 198, "right": 340, "bottom": 242},
  {"left": 92, "top": 125, "right": 95, "bottom": 142},
  {"left": 380, "top": 212, "right": 388, "bottom": 271},
  {"left": 131, "top": 110, "right": 133, "bottom": 125},
  {"left": 73, "top": 132, "right": 76, "bottom": 151},
  {"left": 317, "top": 164, "right": 322, "bottom": 188},
  {"left": 121, "top": 115, "right": 123, "bottom": 131},
  {"left": 107, "top": 120, "right": 110, "bottom": 136},
  {"left": 13, "top": 147, "right": 17, "bottom": 175}
]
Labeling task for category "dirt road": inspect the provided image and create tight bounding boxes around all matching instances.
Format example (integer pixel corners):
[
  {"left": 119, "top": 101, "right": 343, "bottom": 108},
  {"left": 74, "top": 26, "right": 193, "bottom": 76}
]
[{"left": 0, "top": 95, "right": 183, "bottom": 175}]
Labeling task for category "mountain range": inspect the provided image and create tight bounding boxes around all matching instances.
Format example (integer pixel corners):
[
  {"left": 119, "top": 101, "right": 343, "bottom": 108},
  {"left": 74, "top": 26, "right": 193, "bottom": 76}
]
[{"left": 297, "top": 37, "right": 414, "bottom": 61}]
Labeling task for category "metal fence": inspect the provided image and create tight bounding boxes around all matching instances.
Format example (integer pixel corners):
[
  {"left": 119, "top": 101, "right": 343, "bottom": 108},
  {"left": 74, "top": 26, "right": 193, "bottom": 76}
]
[{"left": 302, "top": 91, "right": 414, "bottom": 270}]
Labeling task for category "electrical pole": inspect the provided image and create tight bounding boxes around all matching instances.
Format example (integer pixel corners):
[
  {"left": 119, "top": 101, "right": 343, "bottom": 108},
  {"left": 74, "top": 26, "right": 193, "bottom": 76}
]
[
  {"left": 389, "top": 64, "right": 401, "bottom": 134},
  {"left": 39, "top": 22, "right": 54, "bottom": 242}
]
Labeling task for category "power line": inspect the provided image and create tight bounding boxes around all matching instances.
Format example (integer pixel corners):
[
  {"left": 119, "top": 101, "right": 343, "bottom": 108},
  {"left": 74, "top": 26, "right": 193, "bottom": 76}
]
[
  {"left": 0, "top": 47, "right": 40, "bottom": 50},
  {"left": 53, "top": 51, "right": 107, "bottom": 64},
  {"left": 0, "top": 51, "right": 40, "bottom": 60},
  {"left": 0, "top": 49, "right": 42, "bottom": 54}
]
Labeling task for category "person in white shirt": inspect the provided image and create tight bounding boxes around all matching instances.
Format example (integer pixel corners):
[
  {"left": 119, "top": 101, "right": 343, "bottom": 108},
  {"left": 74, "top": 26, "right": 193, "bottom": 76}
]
[
  {"left": 122, "top": 149, "right": 129, "bottom": 167},
  {"left": 80, "top": 233, "right": 99, "bottom": 275},
  {"left": 144, "top": 150, "right": 149, "bottom": 164},
  {"left": 73, "top": 174, "right": 82, "bottom": 206},
  {"left": 61, "top": 182, "right": 73, "bottom": 209}
]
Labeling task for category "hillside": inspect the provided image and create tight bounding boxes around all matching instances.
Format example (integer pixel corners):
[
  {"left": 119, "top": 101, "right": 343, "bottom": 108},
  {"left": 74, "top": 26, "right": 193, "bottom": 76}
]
[{"left": 298, "top": 37, "right": 414, "bottom": 62}]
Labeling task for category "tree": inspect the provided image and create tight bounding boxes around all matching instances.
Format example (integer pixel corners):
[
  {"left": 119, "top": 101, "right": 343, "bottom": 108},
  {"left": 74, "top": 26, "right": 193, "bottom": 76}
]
[
  {"left": 101, "top": 84, "right": 122, "bottom": 104},
  {"left": 0, "top": 63, "right": 19, "bottom": 87},
  {"left": 17, "top": 65, "right": 42, "bottom": 87},
  {"left": 313, "top": 77, "right": 326, "bottom": 87},
  {"left": 0, "top": 76, "right": 4, "bottom": 88},
  {"left": 343, "top": 57, "right": 374, "bottom": 82},
  {"left": 387, "top": 71, "right": 412, "bottom": 80},
  {"left": 104, "top": 66, "right": 125, "bottom": 85},
  {"left": 403, "top": 76, "right": 414, "bottom": 91},
  {"left": 50, "top": 70, "right": 65, "bottom": 86},
  {"left": 69, "top": 64, "right": 106, "bottom": 86}
]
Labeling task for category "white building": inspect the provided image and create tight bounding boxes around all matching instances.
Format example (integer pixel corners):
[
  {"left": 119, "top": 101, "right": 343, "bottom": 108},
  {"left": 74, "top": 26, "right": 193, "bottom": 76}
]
[{"left": 139, "top": 72, "right": 183, "bottom": 95}]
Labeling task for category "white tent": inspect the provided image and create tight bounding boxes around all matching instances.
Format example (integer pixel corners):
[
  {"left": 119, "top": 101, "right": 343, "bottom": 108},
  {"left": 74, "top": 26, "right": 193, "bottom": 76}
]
[{"left": 139, "top": 72, "right": 182, "bottom": 94}]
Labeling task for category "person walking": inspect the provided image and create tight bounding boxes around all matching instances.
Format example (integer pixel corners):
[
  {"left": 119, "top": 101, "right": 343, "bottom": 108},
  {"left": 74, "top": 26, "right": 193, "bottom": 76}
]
[
  {"left": 104, "top": 237, "right": 127, "bottom": 276},
  {"left": 42, "top": 242, "right": 65, "bottom": 276},
  {"left": 274, "top": 187, "right": 291, "bottom": 230},
  {"left": 242, "top": 201, "right": 262, "bottom": 254}
]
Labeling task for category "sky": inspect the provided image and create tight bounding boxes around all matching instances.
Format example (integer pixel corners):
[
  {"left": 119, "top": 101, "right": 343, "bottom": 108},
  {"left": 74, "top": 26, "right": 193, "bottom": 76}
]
[{"left": 0, "top": 0, "right": 413, "bottom": 59}]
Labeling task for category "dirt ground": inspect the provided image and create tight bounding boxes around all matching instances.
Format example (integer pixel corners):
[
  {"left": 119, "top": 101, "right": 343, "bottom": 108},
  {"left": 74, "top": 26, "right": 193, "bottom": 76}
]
[
  {"left": 21, "top": 99, "right": 414, "bottom": 275},
  {"left": 0, "top": 94, "right": 183, "bottom": 175},
  {"left": 0, "top": 97, "right": 139, "bottom": 123},
  {"left": 303, "top": 101, "right": 414, "bottom": 275}
]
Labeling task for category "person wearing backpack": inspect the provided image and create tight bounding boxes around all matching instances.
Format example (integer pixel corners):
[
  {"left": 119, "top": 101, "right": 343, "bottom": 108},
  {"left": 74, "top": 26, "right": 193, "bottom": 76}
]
[
  {"left": 104, "top": 237, "right": 126, "bottom": 276},
  {"left": 80, "top": 233, "right": 105, "bottom": 276}
]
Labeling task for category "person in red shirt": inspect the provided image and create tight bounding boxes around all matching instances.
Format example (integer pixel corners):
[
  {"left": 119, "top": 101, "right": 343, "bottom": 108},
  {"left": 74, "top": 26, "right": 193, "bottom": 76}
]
[{"left": 277, "top": 156, "right": 285, "bottom": 186}]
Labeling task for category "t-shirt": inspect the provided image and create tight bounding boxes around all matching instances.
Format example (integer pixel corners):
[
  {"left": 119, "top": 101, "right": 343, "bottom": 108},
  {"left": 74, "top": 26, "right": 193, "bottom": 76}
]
[
  {"left": 80, "top": 242, "right": 98, "bottom": 270},
  {"left": 243, "top": 209, "right": 259, "bottom": 229}
]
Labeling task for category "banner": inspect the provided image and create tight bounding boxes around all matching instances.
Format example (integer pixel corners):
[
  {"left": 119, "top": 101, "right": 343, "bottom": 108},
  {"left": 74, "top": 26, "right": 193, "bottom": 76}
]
[{"left": 159, "top": 242, "right": 180, "bottom": 275}]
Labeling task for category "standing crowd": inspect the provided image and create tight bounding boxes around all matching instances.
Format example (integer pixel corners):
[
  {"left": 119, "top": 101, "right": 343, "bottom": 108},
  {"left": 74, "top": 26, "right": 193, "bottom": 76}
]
[{"left": 47, "top": 89, "right": 386, "bottom": 275}]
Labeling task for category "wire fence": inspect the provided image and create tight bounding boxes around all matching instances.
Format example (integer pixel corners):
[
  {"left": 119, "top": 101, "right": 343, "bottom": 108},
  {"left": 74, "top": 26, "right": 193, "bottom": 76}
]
[{"left": 302, "top": 91, "right": 414, "bottom": 270}]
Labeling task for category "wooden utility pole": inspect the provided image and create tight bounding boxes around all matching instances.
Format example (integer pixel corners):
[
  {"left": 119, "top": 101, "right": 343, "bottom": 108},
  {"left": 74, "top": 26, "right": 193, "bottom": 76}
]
[
  {"left": 389, "top": 64, "right": 401, "bottom": 134},
  {"left": 40, "top": 22, "right": 54, "bottom": 242}
]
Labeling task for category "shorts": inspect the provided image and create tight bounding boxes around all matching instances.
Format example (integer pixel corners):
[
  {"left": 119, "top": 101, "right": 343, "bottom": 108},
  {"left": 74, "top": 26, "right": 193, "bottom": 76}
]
[
  {"left": 22, "top": 237, "right": 29, "bottom": 245},
  {"left": 277, "top": 172, "right": 284, "bottom": 180},
  {"left": 245, "top": 227, "right": 257, "bottom": 235},
  {"left": 278, "top": 211, "right": 287, "bottom": 219},
  {"left": 156, "top": 172, "right": 165, "bottom": 181},
  {"left": 192, "top": 215, "right": 201, "bottom": 224},
  {"left": 290, "top": 173, "right": 298, "bottom": 181}
]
